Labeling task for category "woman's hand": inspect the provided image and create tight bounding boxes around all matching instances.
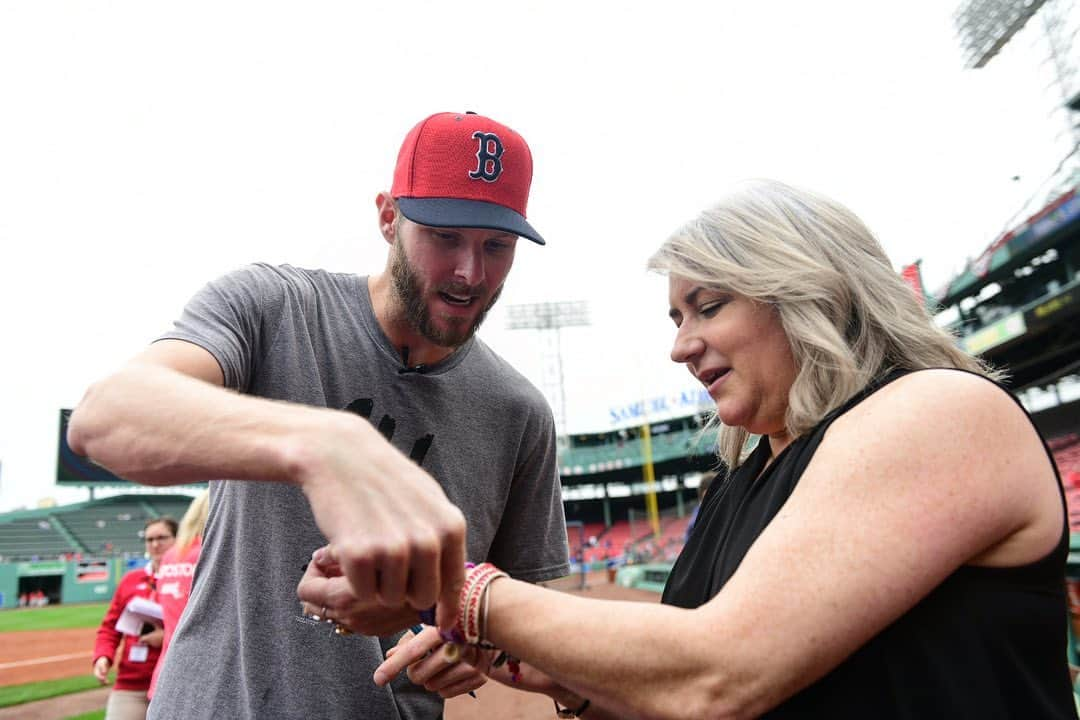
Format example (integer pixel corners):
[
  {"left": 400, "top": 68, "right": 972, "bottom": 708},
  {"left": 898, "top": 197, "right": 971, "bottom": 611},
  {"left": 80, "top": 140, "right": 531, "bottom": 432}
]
[
  {"left": 92, "top": 656, "right": 111, "bottom": 684},
  {"left": 138, "top": 627, "right": 164, "bottom": 648},
  {"left": 373, "top": 626, "right": 563, "bottom": 699},
  {"left": 374, "top": 626, "right": 488, "bottom": 699}
]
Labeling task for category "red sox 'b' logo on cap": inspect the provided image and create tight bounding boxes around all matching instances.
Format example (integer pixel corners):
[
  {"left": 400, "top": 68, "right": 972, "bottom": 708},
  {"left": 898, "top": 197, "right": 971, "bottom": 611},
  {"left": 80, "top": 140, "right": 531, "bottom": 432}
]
[{"left": 469, "top": 131, "right": 504, "bottom": 183}]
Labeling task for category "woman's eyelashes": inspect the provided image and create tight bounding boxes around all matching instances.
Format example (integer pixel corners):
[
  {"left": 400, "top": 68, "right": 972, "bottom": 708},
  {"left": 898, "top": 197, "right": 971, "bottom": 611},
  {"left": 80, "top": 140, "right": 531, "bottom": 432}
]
[{"left": 699, "top": 297, "right": 730, "bottom": 317}]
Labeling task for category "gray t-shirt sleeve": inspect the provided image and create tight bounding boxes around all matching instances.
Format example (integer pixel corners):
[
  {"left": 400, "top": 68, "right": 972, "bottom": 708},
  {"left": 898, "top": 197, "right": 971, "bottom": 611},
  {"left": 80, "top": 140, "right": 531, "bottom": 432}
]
[
  {"left": 488, "top": 404, "right": 570, "bottom": 582},
  {"left": 157, "top": 263, "right": 288, "bottom": 392}
]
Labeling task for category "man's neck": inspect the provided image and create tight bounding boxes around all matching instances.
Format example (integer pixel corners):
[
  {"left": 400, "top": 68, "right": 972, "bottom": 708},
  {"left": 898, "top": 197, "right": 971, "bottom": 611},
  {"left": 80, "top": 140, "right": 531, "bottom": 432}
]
[{"left": 367, "top": 273, "right": 454, "bottom": 368}]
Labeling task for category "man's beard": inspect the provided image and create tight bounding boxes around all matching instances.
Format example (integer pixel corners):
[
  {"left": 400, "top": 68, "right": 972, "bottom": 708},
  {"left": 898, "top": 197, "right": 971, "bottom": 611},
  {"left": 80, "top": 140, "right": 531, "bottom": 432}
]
[{"left": 389, "top": 243, "right": 502, "bottom": 349}]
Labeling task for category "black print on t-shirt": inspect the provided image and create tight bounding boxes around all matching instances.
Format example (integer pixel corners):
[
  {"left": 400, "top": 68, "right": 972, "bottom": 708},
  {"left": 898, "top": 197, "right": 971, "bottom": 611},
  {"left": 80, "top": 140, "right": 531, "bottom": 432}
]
[{"left": 344, "top": 397, "right": 434, "bottom": 466}]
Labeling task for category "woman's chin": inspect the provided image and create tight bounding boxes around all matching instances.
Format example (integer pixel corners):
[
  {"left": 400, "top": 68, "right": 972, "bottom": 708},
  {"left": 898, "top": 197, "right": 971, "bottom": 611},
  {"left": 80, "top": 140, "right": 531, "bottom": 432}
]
[{"left": 714, "top": 405, "right": 748, "bottom": 429}]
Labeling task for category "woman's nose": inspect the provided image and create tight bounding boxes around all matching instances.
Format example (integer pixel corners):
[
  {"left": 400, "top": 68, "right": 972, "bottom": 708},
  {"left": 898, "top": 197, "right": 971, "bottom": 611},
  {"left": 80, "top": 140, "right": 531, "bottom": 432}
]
[{"left": 670, "top": 326, "right": 703, "bottom": 364}]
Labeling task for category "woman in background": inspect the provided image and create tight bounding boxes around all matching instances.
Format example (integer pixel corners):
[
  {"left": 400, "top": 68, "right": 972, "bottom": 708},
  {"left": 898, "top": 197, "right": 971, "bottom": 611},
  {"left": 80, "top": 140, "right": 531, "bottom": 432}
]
[
  {"left": 93, "top": 516, "right": 176, "bottom": 720},
  {"left": 148, "top": 490, "right": 209, "bottom": 700}
]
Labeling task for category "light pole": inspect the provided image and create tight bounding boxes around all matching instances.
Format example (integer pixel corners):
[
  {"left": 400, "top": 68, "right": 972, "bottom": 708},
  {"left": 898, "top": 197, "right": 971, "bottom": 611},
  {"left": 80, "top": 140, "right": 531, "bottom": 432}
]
[{"left": 506, "top": 301, "right": 590, "bottom": 439}]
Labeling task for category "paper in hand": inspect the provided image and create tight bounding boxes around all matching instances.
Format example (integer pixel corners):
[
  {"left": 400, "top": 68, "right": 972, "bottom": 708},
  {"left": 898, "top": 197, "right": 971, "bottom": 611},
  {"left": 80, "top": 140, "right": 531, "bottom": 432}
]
[{"left": 115, "top": 595, "right": 163, "bottom": 636}]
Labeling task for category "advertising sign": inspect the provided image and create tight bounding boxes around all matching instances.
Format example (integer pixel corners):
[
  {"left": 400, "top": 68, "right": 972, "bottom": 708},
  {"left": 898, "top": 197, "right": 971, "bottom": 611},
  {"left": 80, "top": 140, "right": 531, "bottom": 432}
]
[
  {"left": 961, "top": 311, "right": 1027, "bottom": 355},
  {"left": 76, "top": 561, "right": 110, "bottom": 583},
  {"left": 17, "top": 560, "right": 66, "bottom": 576}
]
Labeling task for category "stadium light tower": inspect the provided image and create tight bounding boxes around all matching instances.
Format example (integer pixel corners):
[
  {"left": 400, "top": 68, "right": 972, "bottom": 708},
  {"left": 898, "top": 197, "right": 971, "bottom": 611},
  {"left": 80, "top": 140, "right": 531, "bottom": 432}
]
[
  {"left": 506, "top": 301, "right": 590, "bottom": 438},
  {"left": 953, "top": 0, "right": 1050, "bottom": 69},
  {"left": 954, "top": 0, "right": 1080, "bottom": 204}
]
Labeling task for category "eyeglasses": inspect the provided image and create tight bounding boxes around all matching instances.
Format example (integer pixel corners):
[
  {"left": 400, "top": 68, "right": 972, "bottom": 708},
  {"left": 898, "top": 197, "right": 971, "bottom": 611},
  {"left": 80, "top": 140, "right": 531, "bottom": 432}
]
[{"left": 144, "top": 535, "right": 174, "bottom": 544}]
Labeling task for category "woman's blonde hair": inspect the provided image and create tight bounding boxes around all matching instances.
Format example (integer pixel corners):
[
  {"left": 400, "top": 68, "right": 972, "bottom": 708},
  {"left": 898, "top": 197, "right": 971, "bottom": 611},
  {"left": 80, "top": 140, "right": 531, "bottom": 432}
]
[
  {"left": 175, "top": 490, "right": 210, "bottom": 556},
  {"left": 647, "top": 179, "right": 999, "bottom": 470}
]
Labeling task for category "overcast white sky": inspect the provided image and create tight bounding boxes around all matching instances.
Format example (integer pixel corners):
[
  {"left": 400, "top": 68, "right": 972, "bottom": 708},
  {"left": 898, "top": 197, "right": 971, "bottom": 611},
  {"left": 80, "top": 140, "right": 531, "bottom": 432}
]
[{"left": 0, "top": 1, "right": 1070, "bottom": 511}]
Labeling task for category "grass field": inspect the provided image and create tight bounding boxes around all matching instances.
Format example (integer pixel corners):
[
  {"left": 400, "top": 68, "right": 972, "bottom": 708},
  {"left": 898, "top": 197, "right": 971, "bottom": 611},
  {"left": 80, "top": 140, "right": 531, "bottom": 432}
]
[
  {"left": 0, "top": 602, "right": 106, "bottom": 633},
  {"left": 0, "top": 675, "right": 103, "bottom": 708},
  {"left": 0, "top": 602, "right": 110, "bottom": 708}
]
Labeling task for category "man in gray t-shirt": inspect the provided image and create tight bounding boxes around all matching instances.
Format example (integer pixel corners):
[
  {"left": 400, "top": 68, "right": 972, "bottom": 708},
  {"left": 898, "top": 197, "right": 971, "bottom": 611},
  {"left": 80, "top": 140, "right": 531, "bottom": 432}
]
[{"left": 67, "top": 111, "right": 569, "bottom": 719}]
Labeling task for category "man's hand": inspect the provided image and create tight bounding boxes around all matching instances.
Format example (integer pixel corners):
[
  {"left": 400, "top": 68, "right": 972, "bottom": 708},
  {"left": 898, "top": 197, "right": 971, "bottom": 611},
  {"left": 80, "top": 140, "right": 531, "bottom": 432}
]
[
  {"left": 295, "top": 413, "right": 467, "bottom": 630},
  {"left": 374, "top": 626, "right": 488, "bottom": 699},
  {"left": 93, "top": 656, "right": 111, "bottom": 684},
  {"left": 297, "top": 554, "right": 421, "bottom": 636}
]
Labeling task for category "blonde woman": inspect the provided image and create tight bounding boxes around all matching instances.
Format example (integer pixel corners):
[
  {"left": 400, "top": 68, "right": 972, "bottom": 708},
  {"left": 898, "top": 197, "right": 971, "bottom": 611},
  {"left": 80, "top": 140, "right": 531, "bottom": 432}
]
[
  {"left": 148, "top": 491, "right": 209, "bottom": 700},
  {"left": 362, "top": 180, "right": 1075, "bottom": 718}
]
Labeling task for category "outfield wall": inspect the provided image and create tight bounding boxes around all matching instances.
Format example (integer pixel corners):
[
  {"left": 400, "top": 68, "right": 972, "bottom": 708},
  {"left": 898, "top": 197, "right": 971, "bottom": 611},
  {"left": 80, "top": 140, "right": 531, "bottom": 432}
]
[{"left": 0, "top": 557, "right": 137, "bottom": 609}]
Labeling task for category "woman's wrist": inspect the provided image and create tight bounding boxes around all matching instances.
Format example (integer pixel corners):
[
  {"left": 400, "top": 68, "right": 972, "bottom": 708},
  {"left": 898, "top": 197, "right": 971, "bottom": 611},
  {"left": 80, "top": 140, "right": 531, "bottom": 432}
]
[{"left": 476, "top": 574, "right": 590, "bottom": 714}]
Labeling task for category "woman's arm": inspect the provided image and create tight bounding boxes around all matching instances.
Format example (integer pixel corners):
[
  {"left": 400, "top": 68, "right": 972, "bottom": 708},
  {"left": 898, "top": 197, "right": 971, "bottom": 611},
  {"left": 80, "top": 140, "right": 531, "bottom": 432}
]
[
  {"left": 378, "top": 370, "right": 1060, "bottom": 719},
  {"left": 92, "top": 572, "right": 132, "bottom": 680}
]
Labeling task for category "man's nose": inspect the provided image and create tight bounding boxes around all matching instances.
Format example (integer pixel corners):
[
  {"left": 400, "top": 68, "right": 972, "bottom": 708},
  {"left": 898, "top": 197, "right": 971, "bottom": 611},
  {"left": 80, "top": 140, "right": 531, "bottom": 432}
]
[{"left": 454, "top": 246, "right": 485, "bottom": 286}]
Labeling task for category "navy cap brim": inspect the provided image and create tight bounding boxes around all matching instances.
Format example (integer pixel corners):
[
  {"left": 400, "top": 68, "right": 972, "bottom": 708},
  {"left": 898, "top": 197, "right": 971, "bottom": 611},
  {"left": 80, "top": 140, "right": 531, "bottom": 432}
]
[{"left": 396, "top": 197, "right": 545, "bottom": 245}]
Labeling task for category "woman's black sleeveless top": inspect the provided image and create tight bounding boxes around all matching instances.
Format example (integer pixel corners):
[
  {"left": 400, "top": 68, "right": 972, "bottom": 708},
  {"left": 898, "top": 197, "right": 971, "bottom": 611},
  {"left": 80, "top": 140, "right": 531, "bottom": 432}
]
[{"left": 662, "top": 370, "right": 1076, "bottom": 718}]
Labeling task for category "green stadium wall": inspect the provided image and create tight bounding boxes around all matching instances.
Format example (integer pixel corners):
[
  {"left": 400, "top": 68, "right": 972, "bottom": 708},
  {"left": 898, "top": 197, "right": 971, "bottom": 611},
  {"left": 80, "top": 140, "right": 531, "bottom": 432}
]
[
  {"left": 0, "top": 557, "right": 127, "bottom": 609},
  {"left": 0, "top": 563, "right": 15, "bottom": 608}
]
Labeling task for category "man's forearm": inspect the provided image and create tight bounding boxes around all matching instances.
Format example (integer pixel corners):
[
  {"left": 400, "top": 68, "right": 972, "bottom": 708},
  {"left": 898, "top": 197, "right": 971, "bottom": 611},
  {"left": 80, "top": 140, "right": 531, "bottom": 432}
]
[
  {"left": 67, "top": 362, "right": 355, "bottom": 487},
  {"left": 80, "top": 359, "right": 470, "bottom": 631}
]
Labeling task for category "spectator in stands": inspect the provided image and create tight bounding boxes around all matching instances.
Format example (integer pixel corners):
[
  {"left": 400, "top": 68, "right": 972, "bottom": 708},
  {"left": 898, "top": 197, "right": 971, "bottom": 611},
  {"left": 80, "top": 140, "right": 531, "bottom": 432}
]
[
  {"left": 93, "top": 516, "right": 176, "bottom": 720},
  {"left": 67, "top": 111, "right": 568, "bottom": 720},
  {"left": 148, "top": 491, "right": 209, "bottom": 700},
  {"left": 370, "top": 180, "right": 1077, "bottom": 718}
]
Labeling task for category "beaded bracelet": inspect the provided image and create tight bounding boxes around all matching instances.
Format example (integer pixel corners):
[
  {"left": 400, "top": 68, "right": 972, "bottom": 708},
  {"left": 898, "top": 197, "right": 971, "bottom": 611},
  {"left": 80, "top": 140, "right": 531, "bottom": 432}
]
[
  {"left": 461, "top": 563, "right": 506, "bottom": 644},
  {"left": 418, "top": 562, "right": 522, "bottom": 681}
]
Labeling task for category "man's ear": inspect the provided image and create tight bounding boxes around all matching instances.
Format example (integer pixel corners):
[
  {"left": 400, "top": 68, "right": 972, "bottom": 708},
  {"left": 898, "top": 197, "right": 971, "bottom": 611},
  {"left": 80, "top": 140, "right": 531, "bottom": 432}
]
[{"left": 376, "top": 192, "right": 398, "bottom": 245}]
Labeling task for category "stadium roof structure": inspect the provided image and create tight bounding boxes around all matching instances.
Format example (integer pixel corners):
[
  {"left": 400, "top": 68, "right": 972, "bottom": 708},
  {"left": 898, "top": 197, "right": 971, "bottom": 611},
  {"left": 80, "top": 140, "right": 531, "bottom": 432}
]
[
  {"left": 954, "top": 0, "right": 1049, "bottom": 69},
  {"left": 932, "top": 176, "right": 1080, "bottom": 390},
  {"left": 0, "top": 492, "right": 195, "bottom": 524},
  {"left": 934, "top": 182, "right": 1080, "bottom": 308}
]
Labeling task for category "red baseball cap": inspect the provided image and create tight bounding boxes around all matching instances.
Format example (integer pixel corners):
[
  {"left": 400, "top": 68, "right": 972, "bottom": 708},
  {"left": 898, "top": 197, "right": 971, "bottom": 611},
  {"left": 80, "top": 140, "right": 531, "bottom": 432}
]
[{"left": 391, "top": 112, "right": 544, "bottom": 245}]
